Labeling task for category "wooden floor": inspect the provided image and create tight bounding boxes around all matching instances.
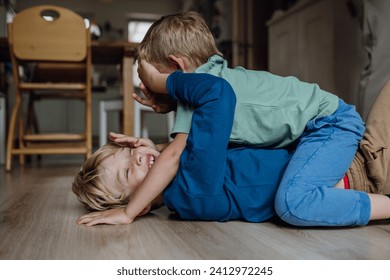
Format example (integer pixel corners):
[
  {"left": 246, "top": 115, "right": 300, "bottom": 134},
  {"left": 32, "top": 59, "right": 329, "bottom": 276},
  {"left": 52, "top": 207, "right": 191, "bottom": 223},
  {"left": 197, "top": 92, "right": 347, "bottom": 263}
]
[{"left": 1, "top": 156, "right": 390, "bottom": 260}]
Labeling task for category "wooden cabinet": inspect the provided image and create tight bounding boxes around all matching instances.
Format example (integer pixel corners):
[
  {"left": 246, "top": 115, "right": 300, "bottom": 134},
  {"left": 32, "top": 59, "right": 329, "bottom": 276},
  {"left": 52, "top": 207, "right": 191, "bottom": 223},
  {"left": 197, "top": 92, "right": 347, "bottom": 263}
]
[{"left": 267, "top": 0, "right": 365, "bottom": 105}]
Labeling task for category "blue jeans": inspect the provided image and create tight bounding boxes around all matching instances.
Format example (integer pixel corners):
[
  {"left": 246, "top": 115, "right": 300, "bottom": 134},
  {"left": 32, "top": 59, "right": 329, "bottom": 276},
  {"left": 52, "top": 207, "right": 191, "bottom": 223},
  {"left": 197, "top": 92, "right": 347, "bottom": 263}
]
[{"left": 274, "top": 99, "right": 370, "bottom": 226}]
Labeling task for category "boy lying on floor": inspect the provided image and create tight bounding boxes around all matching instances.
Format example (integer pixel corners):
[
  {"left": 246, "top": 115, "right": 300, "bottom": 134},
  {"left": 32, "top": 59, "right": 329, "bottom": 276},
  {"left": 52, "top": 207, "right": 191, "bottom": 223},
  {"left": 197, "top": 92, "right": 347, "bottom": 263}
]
[{"left": 73, "top": 71, "right": 390, "bottom": 227}]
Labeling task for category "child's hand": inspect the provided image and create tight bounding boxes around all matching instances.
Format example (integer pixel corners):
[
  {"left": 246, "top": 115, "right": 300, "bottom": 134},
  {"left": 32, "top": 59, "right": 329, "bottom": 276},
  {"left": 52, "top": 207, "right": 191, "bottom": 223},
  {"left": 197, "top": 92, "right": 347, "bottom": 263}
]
[
  {"left": 77, "top": 208, "right": 134, "bottom": 226},
  {"left": 137, "top": 59, "right": 169, "bottom": 93},
  {"left": 109, "top": 132, "right": 157, "bottom": 150},
  {"left": 137, "top": 59, "right": 160, "bottom": 88},
  {"left": 133, "top": 82, "right": 177, "bottom": 113}
]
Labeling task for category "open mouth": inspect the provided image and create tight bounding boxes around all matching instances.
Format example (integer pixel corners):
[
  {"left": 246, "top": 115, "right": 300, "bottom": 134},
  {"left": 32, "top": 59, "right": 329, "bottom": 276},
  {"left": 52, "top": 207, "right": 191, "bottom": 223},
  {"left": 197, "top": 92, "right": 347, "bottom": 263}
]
[{"left": 148, "top": 155, "right": 155, "bottom": 168}]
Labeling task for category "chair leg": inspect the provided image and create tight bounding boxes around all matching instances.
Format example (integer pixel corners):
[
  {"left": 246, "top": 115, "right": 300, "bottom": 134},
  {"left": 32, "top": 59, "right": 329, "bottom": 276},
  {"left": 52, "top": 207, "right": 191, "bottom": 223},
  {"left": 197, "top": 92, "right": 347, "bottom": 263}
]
[
  {"left": 99, "top": 101, "right": 108, "bottom": 147},
  {"left": 141, "top": 113, "right": 149, "bottom": 139},
  {"left": 18, "top": 109, "right": 25, "bottom": 166},
  {"left": 134, "top": 104, "right": 141, "bottom": 138},
  {"left": 99, "top": 99, "right": 123, "bottom": 147},
  {"left": 26, "top": 92, "right": 40, "bottom": 135},
  {"left": 134, "top": 102, "right": 175, "bottom": 141},
  {"left": 5, "top": 94, "right": 21, "bottom": 172},
  {"left": 86, "top": 91, "right": 92, "bottom": 158},
  {"left": 25, "top": 93, "right": 41, "bottom": 163}
]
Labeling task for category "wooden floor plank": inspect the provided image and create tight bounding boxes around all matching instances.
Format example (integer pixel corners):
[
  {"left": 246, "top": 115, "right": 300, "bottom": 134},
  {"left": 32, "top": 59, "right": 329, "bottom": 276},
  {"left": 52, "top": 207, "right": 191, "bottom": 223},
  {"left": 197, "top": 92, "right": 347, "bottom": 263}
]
[{"left": 1, "top": 159, "right": 390, "bottom": 260}]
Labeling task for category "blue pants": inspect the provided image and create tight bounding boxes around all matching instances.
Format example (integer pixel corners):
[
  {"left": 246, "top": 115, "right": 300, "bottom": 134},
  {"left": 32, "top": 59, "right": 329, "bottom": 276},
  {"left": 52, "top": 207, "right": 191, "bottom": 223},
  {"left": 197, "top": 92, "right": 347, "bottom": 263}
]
[{"left": 274, "top": 99, "right": 370, "bottom": 226}]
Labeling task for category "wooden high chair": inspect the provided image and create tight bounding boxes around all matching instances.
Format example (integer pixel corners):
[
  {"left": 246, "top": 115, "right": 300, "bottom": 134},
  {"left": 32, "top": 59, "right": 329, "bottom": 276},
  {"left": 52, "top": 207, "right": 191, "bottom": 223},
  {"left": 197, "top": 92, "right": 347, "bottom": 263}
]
[{"left": 5, "top": 5, "right": 92, "bottom": 171}]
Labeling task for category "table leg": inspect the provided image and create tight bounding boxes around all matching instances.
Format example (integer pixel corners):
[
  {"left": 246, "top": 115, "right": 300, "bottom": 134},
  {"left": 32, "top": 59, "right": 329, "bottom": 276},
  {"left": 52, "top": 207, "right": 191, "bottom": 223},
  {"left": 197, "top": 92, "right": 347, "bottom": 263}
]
[{"left": 122, "top": 56, "right": 134, "bottom": 136}]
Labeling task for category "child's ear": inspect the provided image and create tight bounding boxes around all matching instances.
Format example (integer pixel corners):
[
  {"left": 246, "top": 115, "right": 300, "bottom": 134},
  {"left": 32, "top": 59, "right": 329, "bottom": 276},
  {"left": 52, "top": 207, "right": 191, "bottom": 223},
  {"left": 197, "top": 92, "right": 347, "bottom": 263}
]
[
  {"left": 137, "top": 204, "right": 152, "bottom": 217},
  {"left": 168, "top": 54, "right": 185, "bottom": 71}
]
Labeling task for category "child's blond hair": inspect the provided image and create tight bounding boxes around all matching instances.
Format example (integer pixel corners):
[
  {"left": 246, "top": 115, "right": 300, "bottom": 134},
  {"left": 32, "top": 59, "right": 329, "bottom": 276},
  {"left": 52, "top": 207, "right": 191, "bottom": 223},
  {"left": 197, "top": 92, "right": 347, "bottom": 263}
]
[
  {"left": 72, "top": 143, "right": 130, "bottom": 211},
  {"left": 136, "top": 11, "right": 222, "bottom": 69}
]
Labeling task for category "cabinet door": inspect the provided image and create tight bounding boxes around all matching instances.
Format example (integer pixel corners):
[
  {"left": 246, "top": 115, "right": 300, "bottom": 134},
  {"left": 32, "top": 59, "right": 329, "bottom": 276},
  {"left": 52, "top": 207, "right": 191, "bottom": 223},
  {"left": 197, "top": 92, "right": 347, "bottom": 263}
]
[
  {"left": 298, "top": 0, "right": 335, "bottom": 92},
  {"left": 268, "top": 15, "right": 301, "bottom": 79}
]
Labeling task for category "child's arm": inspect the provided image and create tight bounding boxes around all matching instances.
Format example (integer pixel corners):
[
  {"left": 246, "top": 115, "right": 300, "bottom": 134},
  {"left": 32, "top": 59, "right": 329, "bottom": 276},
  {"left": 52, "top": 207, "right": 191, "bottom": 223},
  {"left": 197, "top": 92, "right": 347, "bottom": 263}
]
[
  {"left": 77, "top": 133, "right": 187, "bottom": 226},
  {"left": 123, "top": 133, "right": 187, "bottom": 220}
]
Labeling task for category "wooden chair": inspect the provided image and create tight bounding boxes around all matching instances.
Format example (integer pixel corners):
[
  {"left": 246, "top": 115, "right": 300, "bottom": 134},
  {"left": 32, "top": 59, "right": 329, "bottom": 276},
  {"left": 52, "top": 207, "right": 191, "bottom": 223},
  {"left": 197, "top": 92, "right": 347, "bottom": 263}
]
[{"left": 5, "top": 5, "right": 92, "bottom": 171}]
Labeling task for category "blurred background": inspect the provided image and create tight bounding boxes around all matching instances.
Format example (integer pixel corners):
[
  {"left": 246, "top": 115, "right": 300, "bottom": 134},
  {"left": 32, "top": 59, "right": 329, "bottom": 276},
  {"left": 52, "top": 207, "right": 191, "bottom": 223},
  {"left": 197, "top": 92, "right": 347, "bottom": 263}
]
[{"left": 1, "top": 0, "right": 389, "bottom": 152}]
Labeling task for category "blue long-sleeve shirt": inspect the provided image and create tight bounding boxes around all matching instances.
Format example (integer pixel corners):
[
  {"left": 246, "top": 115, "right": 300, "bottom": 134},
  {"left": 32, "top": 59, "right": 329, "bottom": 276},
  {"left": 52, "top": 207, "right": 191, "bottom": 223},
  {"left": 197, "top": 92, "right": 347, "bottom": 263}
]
[{"left": 163, "top": 71, "right": 292, "bottom": 222}]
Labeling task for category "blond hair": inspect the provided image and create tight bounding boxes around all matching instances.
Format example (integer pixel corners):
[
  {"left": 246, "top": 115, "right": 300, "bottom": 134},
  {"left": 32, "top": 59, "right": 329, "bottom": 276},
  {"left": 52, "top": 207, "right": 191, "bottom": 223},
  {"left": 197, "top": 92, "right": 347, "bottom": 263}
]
[
  {"left": 136, "top": 11, "right": 222, "bottom": 69},
  {"left": 72, "top": 143, "right": 130, "bottom": 211}
]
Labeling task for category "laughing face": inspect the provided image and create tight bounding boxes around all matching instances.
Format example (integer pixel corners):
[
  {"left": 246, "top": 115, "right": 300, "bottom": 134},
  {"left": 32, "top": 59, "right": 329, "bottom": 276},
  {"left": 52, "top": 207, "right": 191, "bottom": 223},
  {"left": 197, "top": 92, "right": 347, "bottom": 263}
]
[{"left": 100, "top": 146, "right": 160, "bottom": 198}]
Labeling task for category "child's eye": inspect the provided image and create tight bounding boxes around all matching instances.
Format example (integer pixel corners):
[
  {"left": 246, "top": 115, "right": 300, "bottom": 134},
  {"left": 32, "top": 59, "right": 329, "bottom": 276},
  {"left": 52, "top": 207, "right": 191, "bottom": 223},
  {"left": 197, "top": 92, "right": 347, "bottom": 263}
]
[
  {"left": 128, "top": 148, "right": 133, "bottom": 157},
  {"left": 126, "top": 168, "right": 129, "bottom": 180}
]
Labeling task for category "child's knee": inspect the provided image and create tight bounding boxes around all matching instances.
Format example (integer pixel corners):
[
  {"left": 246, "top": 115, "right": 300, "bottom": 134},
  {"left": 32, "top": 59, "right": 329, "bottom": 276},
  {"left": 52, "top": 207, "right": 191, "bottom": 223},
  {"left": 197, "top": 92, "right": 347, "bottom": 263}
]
[{"left": 274, "top": 182, "right": 316, "bottom": 226}]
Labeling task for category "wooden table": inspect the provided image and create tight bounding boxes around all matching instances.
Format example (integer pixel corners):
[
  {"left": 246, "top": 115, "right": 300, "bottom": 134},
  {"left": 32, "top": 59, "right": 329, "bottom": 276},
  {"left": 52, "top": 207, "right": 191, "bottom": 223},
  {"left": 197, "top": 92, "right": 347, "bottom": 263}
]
[{"left": 0, "top": 38, "right": 138, "bottom": 136}]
